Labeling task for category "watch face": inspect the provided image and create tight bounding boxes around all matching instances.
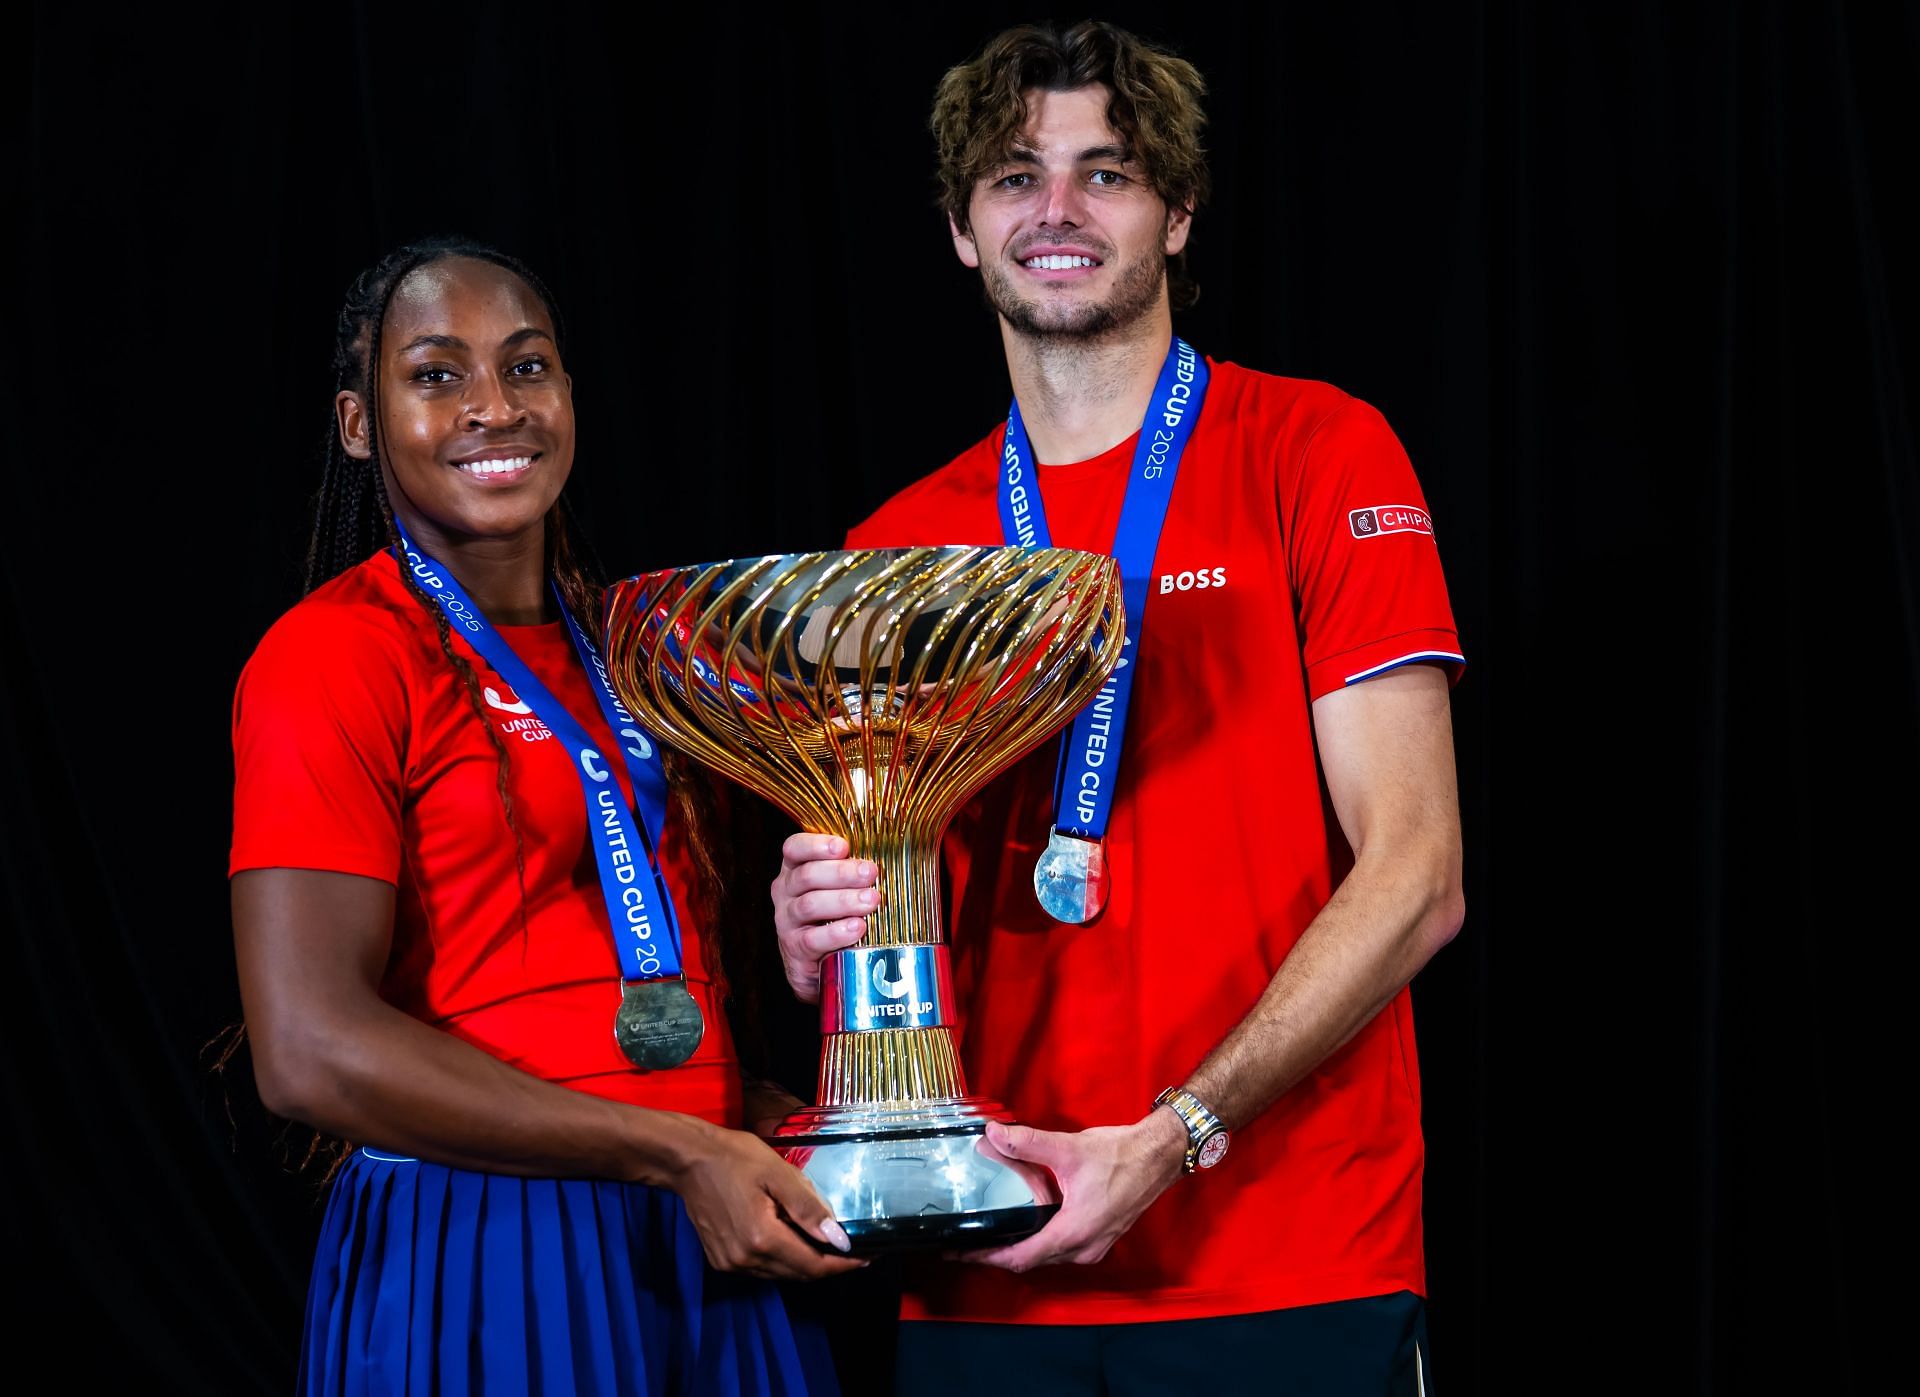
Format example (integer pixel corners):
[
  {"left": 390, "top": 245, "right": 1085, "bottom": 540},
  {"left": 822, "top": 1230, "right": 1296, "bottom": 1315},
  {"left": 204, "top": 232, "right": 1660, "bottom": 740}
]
[{"left": 1197, "top": 1131, "right": 1230, "bottom": 1170}]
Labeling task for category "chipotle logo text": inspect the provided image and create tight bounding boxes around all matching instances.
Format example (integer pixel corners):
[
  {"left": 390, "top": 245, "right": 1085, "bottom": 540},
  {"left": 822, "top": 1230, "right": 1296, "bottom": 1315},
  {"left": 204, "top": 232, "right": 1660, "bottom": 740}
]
[{"left": 1349, "top": 505, "right": 1433, "bottom": 539}]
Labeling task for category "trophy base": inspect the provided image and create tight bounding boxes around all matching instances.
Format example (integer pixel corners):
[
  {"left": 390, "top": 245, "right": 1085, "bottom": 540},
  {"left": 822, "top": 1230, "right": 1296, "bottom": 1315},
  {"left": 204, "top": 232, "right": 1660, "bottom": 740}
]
[{"left": 771, "top": 1098, "right": 1060, "bottom": 1254}]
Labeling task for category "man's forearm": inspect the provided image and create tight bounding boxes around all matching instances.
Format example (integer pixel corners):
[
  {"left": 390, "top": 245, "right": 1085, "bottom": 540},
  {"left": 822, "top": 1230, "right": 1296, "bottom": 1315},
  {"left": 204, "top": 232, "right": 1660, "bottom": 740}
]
[
  {"left": 967, "top": 842, "right": 1462, "bottom": 1273},
  {"left": 1182, "top": 844, "right": 1463, "bottom": 1132}
]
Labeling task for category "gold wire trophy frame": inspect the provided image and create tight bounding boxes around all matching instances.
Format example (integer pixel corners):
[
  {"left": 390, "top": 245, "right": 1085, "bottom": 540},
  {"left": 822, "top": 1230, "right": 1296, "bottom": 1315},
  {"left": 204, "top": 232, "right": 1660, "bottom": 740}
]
[{"left": 604, "top": 546, "right": 1123, "bottom": 1251}]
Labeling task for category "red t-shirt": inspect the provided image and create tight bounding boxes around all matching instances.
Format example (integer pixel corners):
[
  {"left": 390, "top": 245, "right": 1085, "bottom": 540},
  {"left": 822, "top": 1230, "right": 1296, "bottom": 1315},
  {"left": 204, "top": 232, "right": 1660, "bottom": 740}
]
[
  {"left": 845, "top": 361, "right": 1463, "bottom": 1325},
  {"left": 230, "top": 550, "right": 741, "bottom": 1128}
]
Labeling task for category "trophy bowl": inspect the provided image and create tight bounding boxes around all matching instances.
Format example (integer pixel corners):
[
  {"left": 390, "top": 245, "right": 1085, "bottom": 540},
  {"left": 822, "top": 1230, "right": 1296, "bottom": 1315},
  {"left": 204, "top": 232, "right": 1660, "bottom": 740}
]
[{"left": 603, "top": 546, "right": 1124, "bottom": 1251}]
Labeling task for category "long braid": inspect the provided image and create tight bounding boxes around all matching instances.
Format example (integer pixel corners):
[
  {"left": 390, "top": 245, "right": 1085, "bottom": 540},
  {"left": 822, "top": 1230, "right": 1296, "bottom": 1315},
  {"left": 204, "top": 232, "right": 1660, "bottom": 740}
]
[{"left": 368, "top": 471, "right": 534, "bottom": 943}]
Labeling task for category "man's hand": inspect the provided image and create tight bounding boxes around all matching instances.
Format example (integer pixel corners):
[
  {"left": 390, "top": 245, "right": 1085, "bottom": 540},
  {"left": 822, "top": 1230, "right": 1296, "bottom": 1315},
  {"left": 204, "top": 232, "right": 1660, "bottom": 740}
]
[
  {"left": 771, "top": 833, "right": 879, "bottom": 1002},
  {"left": 962, "top": 1111, "right": 1188, "bottom": 1272}
]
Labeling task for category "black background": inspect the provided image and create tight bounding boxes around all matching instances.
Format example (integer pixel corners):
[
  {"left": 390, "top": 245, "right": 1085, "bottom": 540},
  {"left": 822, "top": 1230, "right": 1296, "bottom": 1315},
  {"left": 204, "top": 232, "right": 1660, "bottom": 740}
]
[{"left": 12, "top": 3, "right": 1916, "bottom": 1392}]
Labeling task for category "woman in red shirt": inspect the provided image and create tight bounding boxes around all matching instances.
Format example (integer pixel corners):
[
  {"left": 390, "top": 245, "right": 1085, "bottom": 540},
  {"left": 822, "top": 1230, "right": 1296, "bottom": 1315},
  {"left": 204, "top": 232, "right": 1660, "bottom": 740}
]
[{"left": 230, "top": 238, "right": 855, "bottom": 1394}]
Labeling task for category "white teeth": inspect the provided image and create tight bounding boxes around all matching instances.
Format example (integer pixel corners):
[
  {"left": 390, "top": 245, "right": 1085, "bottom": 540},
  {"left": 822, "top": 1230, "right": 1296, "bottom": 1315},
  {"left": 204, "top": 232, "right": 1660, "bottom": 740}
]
[
  {"left": 1025, "top": 254, "right": 1095, "bottom": 270},
  {"left": 458, "top": 455, "right": 532, "bottom": 476}
]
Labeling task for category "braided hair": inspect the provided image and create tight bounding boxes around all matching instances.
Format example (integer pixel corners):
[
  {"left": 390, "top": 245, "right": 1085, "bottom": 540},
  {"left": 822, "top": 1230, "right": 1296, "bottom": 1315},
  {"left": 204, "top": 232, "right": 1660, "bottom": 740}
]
[{"left": 312, "top": 238, "right": 735, "bottom": 1002}]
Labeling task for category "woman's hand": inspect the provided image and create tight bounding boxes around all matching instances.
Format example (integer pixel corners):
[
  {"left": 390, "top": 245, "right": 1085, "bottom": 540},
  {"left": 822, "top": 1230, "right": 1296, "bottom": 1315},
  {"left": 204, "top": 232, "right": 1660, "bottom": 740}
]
[
  {"left": 671, "top": 1123, "right": 868, "bottom": 1280},
  {"left": 770, "top": 834, "right": 879, "bottom": 1002}
]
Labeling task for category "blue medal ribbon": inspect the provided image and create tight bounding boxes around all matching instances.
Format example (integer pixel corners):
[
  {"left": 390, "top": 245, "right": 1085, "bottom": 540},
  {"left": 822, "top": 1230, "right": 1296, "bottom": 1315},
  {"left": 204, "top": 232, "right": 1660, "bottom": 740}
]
[
  {"left": 391, "top": 525, "right": 684, "bottom": 983},
  {"left": 997, "top": 338, "right": 1209, "bottom": 841}
]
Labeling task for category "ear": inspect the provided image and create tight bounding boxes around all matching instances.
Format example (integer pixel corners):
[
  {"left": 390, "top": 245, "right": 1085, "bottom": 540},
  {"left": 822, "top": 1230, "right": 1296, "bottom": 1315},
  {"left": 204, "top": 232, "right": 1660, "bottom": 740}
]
[
  {"left": 949, "top": 211, "right": 981, "bottom": 270},
  {"left": 335, "top": 390, "right": 372, "bottom": 461},
  {"left": 1164, "top": 201, "right": 1194, "bottom": 258}
]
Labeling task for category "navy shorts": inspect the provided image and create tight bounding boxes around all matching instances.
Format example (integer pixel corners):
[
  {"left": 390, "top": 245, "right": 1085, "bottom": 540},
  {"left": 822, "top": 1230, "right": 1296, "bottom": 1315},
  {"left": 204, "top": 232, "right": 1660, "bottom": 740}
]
[{"left": 895, "top": 1290, "right": 1430, "bottom": 1397}]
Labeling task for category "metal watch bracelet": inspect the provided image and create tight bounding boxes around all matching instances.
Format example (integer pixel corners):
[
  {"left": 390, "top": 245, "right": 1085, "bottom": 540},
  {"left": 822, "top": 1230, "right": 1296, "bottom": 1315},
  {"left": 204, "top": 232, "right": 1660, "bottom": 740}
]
[{"left": 1154, "top": 1085, "right": 1230, "bottom": 1173}]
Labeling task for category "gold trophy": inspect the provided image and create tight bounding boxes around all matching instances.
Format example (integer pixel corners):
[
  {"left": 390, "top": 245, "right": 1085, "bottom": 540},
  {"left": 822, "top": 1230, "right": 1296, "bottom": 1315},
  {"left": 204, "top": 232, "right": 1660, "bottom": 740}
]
[{"left": 603, "top": 546, "right": 1123, "bottom": 1250}]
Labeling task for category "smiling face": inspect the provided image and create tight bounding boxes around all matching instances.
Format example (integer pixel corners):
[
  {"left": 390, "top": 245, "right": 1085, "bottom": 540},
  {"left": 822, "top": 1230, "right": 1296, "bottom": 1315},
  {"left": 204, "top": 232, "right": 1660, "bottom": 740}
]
[
  {"left": 952, "top": 85, "right": 1191, "bottom": 340},
  {"left": 336, "top": 256, "right": 575, "bottom": 553}
]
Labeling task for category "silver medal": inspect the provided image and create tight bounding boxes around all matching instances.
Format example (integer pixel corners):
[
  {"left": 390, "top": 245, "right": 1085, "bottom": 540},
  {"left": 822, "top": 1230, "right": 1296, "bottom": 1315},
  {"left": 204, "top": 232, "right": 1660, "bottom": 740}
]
[
  {"left": 1033, "top": 828, "right": 1110, "bottom": 924},
  {"left": 615, "top": 977, "right": 706, "bottom": 1070}
]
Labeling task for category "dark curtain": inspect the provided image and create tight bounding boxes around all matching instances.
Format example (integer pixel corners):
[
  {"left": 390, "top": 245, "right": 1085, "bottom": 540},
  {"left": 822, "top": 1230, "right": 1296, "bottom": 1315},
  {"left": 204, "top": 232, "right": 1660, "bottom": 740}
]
[{"left": 12, "top": 3, "right": 1914, "bottom": 1391}]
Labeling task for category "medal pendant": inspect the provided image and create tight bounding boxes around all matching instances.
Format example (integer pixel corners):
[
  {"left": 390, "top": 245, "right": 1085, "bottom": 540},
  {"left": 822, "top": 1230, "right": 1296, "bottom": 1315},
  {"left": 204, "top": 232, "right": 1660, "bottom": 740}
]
[
  {"left": 1033, "top": 828, "right": 1110, "bottom": 924},
  {"left": 615, "top": 977, "right": 706, "bottom": 1070}
]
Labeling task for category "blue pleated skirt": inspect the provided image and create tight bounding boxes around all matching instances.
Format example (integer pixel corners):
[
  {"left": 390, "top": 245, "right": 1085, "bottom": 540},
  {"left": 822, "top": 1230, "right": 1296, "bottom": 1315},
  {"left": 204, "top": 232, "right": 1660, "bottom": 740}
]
[{"left": 300, "top": 1148, "right": 839, "bottom": 1396}]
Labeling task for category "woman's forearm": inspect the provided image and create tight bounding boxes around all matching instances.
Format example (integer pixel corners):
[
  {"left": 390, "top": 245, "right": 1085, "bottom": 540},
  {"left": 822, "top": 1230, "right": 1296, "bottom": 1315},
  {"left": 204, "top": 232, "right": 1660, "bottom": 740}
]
[
  {"left": 233, "top": 869, "right": 723, "bottom": 1187},
  {"left": 255, "top": 994, "right": 720, "bottom": 1187}
]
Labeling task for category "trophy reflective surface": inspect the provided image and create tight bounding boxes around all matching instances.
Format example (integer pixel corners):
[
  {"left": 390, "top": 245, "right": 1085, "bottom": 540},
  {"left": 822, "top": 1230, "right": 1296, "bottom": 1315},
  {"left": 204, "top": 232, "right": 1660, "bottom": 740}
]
[{"left": 604, "top": 547, "right": 1124, "bottom": 1251}]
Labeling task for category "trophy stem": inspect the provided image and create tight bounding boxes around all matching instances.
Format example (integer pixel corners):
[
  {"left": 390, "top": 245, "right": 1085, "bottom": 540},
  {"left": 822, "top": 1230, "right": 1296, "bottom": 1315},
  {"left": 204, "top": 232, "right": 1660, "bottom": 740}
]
[
  {"left": 818, "top": 832, "right": 966, "bottom": 1105},
  {"left": 844, "top": 820, "right": 942, "bottom": 949}
]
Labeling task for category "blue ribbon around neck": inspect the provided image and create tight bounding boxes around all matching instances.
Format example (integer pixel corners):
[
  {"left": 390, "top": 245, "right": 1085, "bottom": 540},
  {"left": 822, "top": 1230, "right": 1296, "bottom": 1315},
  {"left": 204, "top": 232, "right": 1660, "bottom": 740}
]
[
  {"left": 390, "top": 525, "right": 683, "bottom": 982},
  {"left": 996, "top": 338, "right": 1209, "bottom": 841}
]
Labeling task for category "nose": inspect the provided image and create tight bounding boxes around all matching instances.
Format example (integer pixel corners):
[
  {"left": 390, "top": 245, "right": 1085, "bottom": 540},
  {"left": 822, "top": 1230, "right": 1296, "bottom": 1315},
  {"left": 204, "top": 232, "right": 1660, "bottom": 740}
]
[
  {"left": 464, "top": 369, "right": 526, "bottom": 430},
  {"left": 1038, "top": 172, "right": 1089, "bottom": 230}
]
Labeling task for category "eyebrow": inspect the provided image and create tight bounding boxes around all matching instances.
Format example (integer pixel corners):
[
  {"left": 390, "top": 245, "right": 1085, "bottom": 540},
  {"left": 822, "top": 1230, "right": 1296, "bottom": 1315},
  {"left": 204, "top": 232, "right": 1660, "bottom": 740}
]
[
  {"left": 397, "top": 333, "right": 467, "bottom": 353},
  {"left": 1002, "top": 143, "right": 1136, "bottom": 166},
  {"left": 396, "top": 327, "right": 555, "bottom": 354}
]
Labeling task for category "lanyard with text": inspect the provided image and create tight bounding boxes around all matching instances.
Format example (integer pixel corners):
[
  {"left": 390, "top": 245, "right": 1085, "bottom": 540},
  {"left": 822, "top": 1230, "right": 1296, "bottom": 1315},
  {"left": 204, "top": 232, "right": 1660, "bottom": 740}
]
[
  {"left": 997, "top": 337, "right": 1209, "bottom": 923},
  {"left": 390, "top": 525, "right": 704, "bottom": 1069}
]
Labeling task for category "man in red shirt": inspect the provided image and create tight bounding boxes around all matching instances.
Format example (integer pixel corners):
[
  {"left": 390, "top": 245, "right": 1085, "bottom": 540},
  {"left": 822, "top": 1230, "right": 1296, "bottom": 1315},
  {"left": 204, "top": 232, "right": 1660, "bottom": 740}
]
[{"left": 773, "top": 20, "right": 1465, "bottom": 1393}]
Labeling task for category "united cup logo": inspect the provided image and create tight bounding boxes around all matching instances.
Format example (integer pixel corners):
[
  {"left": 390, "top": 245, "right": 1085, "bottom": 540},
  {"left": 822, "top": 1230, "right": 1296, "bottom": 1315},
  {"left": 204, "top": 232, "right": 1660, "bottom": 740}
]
[{"left": 870, "top": 949, "right": 911, "bottom": 1000}]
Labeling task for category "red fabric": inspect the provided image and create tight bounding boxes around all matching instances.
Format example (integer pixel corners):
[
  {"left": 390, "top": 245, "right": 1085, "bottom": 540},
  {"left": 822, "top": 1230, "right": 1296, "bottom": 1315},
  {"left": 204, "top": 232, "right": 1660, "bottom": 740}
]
[
  {"left": 230, "top": 550, "right": 740, "bottom": 1127},
  {"left": 846, "top": 362, "right": 1462, "bottom": 1325}
]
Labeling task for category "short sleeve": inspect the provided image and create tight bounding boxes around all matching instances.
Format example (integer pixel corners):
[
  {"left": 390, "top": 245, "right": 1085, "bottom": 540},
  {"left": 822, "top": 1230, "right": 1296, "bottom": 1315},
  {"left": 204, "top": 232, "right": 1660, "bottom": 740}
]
[
  {"left": 229, "top": 604, "right": 411, "bottom": 881},
  {"left": 1281, "top": 399, "right": 1466, "bottom": 701}
]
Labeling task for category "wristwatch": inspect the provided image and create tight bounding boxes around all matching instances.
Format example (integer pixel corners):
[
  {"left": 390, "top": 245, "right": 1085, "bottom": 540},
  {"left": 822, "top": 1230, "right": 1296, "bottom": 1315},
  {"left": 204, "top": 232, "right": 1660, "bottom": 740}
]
[{"left": 1154, "top": 1085, "right": 1230, "bottom": 1173}]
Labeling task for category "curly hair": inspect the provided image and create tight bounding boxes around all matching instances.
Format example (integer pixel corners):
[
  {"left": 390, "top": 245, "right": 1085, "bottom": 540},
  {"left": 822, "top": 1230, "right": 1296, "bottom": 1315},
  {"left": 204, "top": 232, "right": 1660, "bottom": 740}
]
[{"left": 931, "top": 20, "right": 1212, "bottom": 309}]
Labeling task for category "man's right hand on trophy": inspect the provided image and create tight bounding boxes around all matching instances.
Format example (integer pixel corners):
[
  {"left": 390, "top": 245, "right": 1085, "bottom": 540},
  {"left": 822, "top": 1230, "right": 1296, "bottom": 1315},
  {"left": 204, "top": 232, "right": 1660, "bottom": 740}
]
[{"left": 771, "top": 833, "right": 880, "bottom": 1003}]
